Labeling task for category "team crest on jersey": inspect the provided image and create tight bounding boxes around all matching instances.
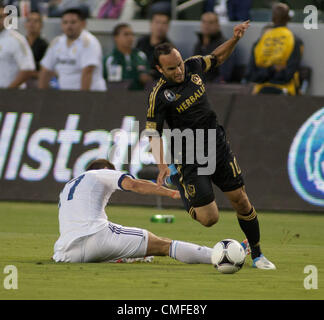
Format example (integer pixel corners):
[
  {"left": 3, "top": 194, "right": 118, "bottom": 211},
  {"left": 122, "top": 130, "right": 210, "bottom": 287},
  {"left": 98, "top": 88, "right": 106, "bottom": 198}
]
[
  {"left": 164, "top": 89, "right": 176, "bottom": 102},
  {"left": 187, "top": 184, "right": 196, "bottom": 198},
  {"left": 191, "top": 74, "right": 202, "bottom": 86}
]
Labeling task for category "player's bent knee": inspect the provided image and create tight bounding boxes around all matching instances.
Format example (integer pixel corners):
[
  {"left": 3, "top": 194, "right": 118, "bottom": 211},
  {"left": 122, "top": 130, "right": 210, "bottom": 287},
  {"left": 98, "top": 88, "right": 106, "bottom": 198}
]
[
  {"left": 199, "top": 214, "right": 219, "bottom": 227},
  {"left": 194, "top": 202, "right": 219, "bottom": 227}
]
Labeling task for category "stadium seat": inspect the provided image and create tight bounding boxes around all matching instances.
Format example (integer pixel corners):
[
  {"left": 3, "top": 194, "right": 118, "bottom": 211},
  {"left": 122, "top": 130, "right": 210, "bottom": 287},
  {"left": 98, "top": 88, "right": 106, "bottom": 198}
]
[
  {"left": 319, "top": 10, "right": 324, "bottom": 22},
  {"left": 178, "top": 1, "right": 205, "bottom": 20},
  {"left": 249, "top": 9, "right": 272, "bottom": 22},
  {"left": 299, "top": 66, "right": 312, "bottom": 95},
  {"left": 251, "top": 0, "right": 270, "bottom": 9},
  {"left": 286, "top": 0, "right": 318, "bottom": 9},
  {"left": 231, "top": 64, "right": 246, "bottom": 83}
]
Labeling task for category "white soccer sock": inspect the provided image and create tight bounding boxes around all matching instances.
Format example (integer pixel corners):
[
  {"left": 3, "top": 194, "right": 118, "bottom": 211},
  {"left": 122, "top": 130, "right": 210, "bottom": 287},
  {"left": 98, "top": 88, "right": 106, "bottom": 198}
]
[{"left": 169, "top": 240, "right": 212, "bottom": 264}]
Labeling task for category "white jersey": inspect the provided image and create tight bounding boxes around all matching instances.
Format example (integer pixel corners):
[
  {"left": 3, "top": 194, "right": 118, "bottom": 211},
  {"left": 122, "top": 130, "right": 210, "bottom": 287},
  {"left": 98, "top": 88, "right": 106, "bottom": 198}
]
[
  {"left": 0, "top": 29, "right": 35, "bottom": 88},
  {"left": 54, "top": 169, "right": 131, "bottom": 252},
  {"left": 41, "top": 29, "right": 106, "bottom": 91}
]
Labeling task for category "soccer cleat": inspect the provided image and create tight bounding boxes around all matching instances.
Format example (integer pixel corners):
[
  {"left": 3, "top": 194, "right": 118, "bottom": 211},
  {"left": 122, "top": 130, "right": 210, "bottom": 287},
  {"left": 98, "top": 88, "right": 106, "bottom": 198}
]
[
  {"left": 252, "top": 254, "right": 276, "bottom": 270},
  {"left": 111, "top": 256, "right": 154, "bottom": 263},
  {"left": 168, "top": 164, "right": 178, "bottom": 176},
  {"left": 241, "top": 239, "right": 251, "bottom": 256},
  {"left": 164, "top": 164, "right": 178, "bottom": 189}
]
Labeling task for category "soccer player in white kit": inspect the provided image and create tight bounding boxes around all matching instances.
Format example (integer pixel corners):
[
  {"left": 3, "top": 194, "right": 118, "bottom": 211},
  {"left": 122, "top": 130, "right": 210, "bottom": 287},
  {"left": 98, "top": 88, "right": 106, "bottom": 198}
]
[
  {"left": 53, "top": 159, "right": 214, "bottom": 264},
  {"left": 39, "top": 8, "right": 106, "bottom": 91},
  {"left": 0, "top": 4, "right": 35, "bottom": 88}
]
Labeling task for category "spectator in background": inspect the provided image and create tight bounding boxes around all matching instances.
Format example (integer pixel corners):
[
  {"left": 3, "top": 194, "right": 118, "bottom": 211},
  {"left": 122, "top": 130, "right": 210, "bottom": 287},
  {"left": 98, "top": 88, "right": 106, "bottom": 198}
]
[
  {"left": 97, "top": 0, "right": 126, "bottom": 19},
  {"left": 39, "top": 8, "right": 106, "bottom": 91},
  {"left": 193, "top": 12, "right": 235, "bottom": 83},
  {"left": 227, "top": 0, "right": 251, "bottom": 21},
  {"left": 104, "top": 23, "right": 151, "bottom": 90},
  {"left": 245, "top": 3, "right": 303, "bottom": 95},
  {"left": 96, "top": 0, "right": 138, "bottom": 20},
  {"left": 136, "top": 11, "right": 171, "bottom": 80},
  {"left": 24, "top": 11, "right": 48, "bottom": 87},
  {"left": 0, "top": 3, "right": 35, "bottom": 88}
]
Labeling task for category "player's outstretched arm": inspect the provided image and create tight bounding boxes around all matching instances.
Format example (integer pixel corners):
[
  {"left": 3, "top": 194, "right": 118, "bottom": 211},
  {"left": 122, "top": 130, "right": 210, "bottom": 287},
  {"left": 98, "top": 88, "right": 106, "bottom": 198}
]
[
  {"left": 211, "top": 20, "right": 250, "bottom": 66},
  {"left": 149, "top": 136, "right": 170, "bottom": 186},
  {"left": 121, "top": 176, "right": 180, "bottom": 199}
]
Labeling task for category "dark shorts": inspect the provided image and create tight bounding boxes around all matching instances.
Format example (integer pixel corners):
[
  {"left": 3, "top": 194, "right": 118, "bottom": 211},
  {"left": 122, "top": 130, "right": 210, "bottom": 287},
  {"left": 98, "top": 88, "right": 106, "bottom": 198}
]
[{"left": 175, "top": 125, "right": 244, "bottom": 209}]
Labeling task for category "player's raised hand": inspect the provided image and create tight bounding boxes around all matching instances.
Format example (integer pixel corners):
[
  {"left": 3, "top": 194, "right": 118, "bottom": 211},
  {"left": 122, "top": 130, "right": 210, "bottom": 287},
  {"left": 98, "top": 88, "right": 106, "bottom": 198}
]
[
  {"left": 157, "top": 164, "right": 170, "bottom": 186},
  {"left": 233, "top": 20, "right": 250, "bottom": 40}
]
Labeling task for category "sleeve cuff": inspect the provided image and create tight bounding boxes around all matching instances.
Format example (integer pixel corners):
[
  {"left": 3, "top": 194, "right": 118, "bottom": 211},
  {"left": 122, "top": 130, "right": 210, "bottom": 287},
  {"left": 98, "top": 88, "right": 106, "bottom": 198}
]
[
  {"left": 118, "top": 173, "right": 135, "bottom": 191},
  {"left": 81, "top": 62, "right": 99, "bottom": 69}
]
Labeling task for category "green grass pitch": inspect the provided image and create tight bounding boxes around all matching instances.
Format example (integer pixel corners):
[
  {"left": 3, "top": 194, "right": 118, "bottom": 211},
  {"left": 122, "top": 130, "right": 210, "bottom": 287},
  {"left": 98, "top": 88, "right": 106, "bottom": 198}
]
[{"left": 0, "top": 201, "right": 323, "bottom": 300}]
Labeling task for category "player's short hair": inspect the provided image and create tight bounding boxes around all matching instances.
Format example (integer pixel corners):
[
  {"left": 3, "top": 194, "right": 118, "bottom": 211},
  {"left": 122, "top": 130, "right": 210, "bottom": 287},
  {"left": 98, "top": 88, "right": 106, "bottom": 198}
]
[
  {"left": 113, "top": 23, "right": 131, "bottom": 36},
  {"left": 61, "top": 8, "right": 87, "bottom": 21},
  {"left": 150, "top": 11, "right": 171, "bottom": 21},
  {"left": 202, "top": 11, "right": 219, "bottom": 20},
  {"left": 27, "top": 10, "right": 43, "bottom": 22},
  {"left": 272, "top": 3, "right": 290, "bottom": 26},
  {"left": 154, "top": 42, "right": 175, "bottom": 66},
  {"left": 86, "top": 159, "right": 115, "bottom": 171}
]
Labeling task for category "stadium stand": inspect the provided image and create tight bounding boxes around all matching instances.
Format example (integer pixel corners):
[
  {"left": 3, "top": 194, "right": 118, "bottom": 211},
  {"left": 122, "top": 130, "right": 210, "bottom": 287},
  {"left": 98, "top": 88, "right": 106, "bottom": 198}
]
[
  {"left": 16, "top": 21, "right": 324, "bottom": 95},
  {"left": 1, "top": 1, "right": 323, "bottom": 94}
]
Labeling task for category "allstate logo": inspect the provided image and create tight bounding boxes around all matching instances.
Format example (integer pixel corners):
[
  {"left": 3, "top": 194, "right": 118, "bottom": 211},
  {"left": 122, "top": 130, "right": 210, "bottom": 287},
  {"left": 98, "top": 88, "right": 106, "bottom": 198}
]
[{"left": 288, "top": 107, "right": 324, "bottom": 206}]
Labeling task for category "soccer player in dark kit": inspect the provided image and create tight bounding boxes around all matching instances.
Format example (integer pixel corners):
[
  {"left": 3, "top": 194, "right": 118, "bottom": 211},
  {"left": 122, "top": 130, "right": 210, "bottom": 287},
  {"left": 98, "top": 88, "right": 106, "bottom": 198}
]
[{"left": 145, "top": 20, "right": 276, "bottom": 269}]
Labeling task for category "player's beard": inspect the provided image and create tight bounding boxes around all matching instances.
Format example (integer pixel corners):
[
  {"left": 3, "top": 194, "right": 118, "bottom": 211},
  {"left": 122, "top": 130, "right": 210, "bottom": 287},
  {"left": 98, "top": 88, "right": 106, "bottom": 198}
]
[
  {"left": 67, "top": 34, "right": 81, "bottom": 43},
  {"left": 66, "top": 29, "right": 82, "bottom": 41},
  {"left": 174, "top": 74, "right": 184, "bottom": 83}
]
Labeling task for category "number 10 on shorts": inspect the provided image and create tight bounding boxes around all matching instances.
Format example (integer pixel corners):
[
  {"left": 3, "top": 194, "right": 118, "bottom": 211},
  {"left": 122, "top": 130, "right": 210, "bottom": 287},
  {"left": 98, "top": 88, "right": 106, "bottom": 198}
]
[{"left": 230, "top": 158, "right": 241, "bottom": 178}]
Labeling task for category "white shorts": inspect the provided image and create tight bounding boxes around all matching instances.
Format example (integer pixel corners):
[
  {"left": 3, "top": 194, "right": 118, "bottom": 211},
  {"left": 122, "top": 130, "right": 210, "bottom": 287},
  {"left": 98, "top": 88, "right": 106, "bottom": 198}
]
[{"left": 53, "top": 222, "right": 149, "bottom": 263}]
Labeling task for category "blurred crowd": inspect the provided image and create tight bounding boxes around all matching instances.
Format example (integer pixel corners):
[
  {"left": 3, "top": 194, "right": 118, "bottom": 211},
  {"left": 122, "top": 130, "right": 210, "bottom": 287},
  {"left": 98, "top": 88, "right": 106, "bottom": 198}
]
[{"left": 0, "top": 1, "right": 309, "bottom": 95}]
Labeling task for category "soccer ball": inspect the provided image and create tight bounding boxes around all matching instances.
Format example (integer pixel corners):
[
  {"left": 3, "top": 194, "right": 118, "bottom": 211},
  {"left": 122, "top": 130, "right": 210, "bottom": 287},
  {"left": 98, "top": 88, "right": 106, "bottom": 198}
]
[{"left": 211, "top": 239, "right": 246, "bottom": 274}]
